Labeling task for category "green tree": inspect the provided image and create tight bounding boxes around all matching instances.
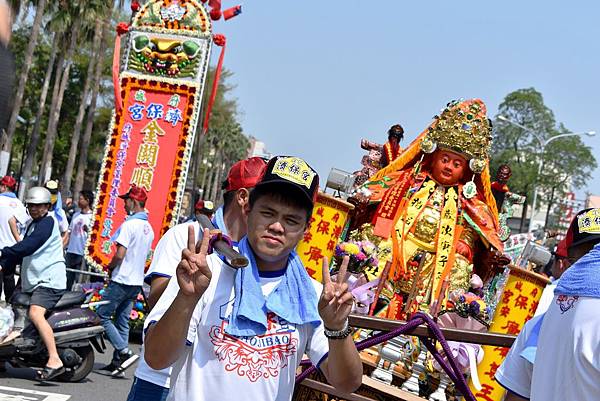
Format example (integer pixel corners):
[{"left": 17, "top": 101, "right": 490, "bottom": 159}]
[
  {"left": 491, "top": 88, "right": 597, "bottom": 232},
  {"left": 2, "top": 0, "right": 47, "bottom": 163}
]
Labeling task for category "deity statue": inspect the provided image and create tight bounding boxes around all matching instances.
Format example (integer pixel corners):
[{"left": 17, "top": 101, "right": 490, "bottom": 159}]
[
  {"left": 351, "top": 99, "right": 508, "bottom": 320},
  {"left": 381, "top": 124, "right": 404, "bottom": 168},
  {"left": 491, "top": 164, "right": 526, "bottom": 241}
]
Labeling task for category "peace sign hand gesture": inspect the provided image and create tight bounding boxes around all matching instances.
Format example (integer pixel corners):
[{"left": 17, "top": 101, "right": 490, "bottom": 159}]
[
  {"left": 176, "top": 225, "right": 212, "bottom": 300},
  {"left": 318, "top": 256, "right": 354, "bottom": 331}
]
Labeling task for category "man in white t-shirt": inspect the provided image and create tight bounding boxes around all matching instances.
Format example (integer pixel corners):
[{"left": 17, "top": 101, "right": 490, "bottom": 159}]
[
  {"left": 97, "top": 185, "right": 154, "bottom": 376},
  {"left": 65, "top": 190, "right": 94, "bottom": 289},
  {"left": 0, "top": 175, "right": 29, "bottom": 300},
  {"left": 496, "top": 208, "right": 600, "bottom": 401},
  {"left": 128, "top": 157, "right": 267, "bottom": 401},
  {"left": 144, "top": 156, "right": 363, "bottom": 401}
]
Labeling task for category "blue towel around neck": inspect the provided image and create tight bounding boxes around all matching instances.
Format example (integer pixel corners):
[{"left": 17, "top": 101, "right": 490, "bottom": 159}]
[
  {"left": 110, "top": 211, "right": 148, "bottom": 241},
  {"left": 0, "top": 192, "right": 16, "bottom": 198},
  {"left": 225, "top": 236, "right": 321, "bottom": 337},
  {"left": 555, "top": 242, "right": 600, "bottom": 298}
]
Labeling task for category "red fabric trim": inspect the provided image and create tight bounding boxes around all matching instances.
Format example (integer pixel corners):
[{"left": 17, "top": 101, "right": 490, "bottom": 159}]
[
  {"left": 202, "top": 34, "right": 226, "bottom": 135},
  {"left": 113, "top": 34, "right": 123, "bottom": 113}
]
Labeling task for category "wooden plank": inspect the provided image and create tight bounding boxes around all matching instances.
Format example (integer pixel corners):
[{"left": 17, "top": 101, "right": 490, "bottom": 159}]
[
  {"left": 299, "top": 379, "right": 377, "bottom": 401},
  {"left": 349, "top": 314, "right": 516, "bottom": 348},
  {"left": 298, "top": 376, "right": 428, "bottom": 401},
  {"left": 362, "top": 376, "right": 427, "bottom": 401}
]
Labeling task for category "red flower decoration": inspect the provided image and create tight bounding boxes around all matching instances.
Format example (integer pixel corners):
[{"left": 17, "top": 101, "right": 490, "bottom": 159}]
[
  {"left": 213, "top": 34, "right": 226, "bottom": 47},
  {"left": 131, "top": 0, "right": 141, "bottom": 12},
  {"left": 116, "top": 22, "right": 130, "bottom": 36}
]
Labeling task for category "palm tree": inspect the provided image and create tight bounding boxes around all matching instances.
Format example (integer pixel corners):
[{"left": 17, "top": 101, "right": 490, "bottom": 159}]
[
  {"left": 17, "top": 31, "right": 58, "bottom": 198},
  {"left": 2, "top": 0, "right": 47, "bottom": 169},
  {"left": 38, "top": 1, "right": 84, "bottom": 184},
  {"left": 61, "top": 0, "right": 109, "bottom": 198},
  {"left": 73, "top": 1, "right": 114, "bottom": 197}
]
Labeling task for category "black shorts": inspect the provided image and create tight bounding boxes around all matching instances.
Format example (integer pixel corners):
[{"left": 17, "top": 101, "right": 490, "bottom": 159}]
[{"left": 29, "top": 287, "right": 66, "bottom": 310}]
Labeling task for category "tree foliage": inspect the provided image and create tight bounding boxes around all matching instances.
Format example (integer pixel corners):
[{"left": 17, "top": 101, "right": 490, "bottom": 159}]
[
  {"left": 491, "top": 88, "right": 597, "bottom": 229},
  {"left": 7, "top": 2, "right": 250, "bottom": 201}
]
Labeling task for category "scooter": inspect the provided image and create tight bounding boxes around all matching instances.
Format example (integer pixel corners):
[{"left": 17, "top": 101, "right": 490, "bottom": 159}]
[{"left": 0, "top": 290, "right": 107, "bottom": 382}]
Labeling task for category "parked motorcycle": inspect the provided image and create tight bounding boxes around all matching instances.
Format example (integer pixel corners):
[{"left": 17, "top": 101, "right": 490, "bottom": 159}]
[{"left": 0, "top": 290, "right": 106, "bottom": 382}]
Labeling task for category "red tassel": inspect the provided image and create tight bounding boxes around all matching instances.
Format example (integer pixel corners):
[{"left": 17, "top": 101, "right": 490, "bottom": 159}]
[{"left": 203, "top": 34, "right": 226, "bottom": 135}]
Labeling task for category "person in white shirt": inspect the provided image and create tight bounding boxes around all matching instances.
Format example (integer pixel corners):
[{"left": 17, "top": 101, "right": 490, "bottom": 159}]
[
  {"left": 0, "top": 175, "right": 29, "bottom": 300},
  {"left": 64, "top": 190, "right": 94, "bottom": 290},
  {"left": 496, "top": 207, "right": 600, "bottom": 401},
  {"left": 144, "top": 156, "right": 363, "bottom": 401},
  {"left": 96, "top": 185, "right": 154, "bottom": 376},
  {"left": 128, "top": 157, "right": 267, "bottom": 401}
]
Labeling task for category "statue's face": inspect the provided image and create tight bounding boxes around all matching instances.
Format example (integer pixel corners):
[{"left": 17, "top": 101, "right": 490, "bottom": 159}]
[
  {"left": 430, "top": 150, "right": 467, "bottom": 186},
  {"left": 497, "top": 165, "right": 512, "bottom": 182}
]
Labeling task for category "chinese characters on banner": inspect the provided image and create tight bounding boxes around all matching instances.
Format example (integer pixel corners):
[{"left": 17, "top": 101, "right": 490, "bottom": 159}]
[
  {"left": 87, "top": 77, "right": 197, "bottom": 271},
  {"left": 468, "top": 267, "right": 549, "bottom": 401},
  {"left": 296, "top": 193, "right": 354, "bottom": 282}
]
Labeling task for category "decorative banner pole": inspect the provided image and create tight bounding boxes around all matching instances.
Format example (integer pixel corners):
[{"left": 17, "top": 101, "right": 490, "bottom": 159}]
[
  {"left": 469, "top": 266, "right": 549, "bottom": 400},
  {"left": 296, "top": 192, "right": 354, "bottom": 282},
  {"left": 86, "top": 0, "right": 214, "bottom": 271}
]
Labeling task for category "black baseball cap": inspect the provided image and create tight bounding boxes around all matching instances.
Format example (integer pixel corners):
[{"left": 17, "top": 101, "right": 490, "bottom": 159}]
[
  {"left": 570, "top": 208, "right": 600, "bottom": 248},
  {"left": 255, "top": 156, "right": 319, "bottom": 207}
]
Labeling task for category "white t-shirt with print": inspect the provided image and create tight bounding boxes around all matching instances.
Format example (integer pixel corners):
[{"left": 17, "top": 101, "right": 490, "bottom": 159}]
[
  {"left": 112, "top": 218, "right": 154, "bottom": 286},
  {"left": 145, "top": 255, "right": 329, "bottom": 401},
  {"left": 0, "top": 195, "right": 29, "bottom": 248},
  {"left": 495, "top": 314, "right": 543, "bottom": 399},
  {"left": 529, "top": 295, "right": 600, "bottom": 401},
  {"left": 66, "top": 211, "right": 93, "bottom": 255},
  {"left": 135, "top": 220, "right": 202, "bottom": 388},
  {"left": 48, "top": 209, "right": 69, "bottom": 234}
]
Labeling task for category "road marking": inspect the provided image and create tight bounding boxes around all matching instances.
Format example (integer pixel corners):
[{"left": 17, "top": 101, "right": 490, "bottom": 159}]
[{"left": 0, "top": 386, "right": 70, "bottom": 401}]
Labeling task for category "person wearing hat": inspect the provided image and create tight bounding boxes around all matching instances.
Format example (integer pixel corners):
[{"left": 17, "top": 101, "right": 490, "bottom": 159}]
[
  {"left": 97, "top": 185, "right": 154, "bottom": 376},
  {"left": 144, "top": 156, "right": 362, "bottom": 401},
  {"left": 43, "top": 180, "right": 69, "bottom": 245},
  {"left": 0, "top": 175, "right": 29, "bottom": 301},
  {"left": 0, "top": 187, "right": 67, "bottom": 380},
  {"left": 127, "top": 157, "right": 266, "bottom": 401},
  {"left": 380, "top": 123, "right": 404, "bottom": 168},
  {"left": 194, "top": 199, "right": 215, "bottom": 221},
  {"left": 496, "top": 208, "right": 600, "bottom": 401}
]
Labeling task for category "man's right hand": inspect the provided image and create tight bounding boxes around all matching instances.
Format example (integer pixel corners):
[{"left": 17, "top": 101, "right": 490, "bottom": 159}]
[{"left": 176, "top": 225, "right": 211, "bottom": 300}]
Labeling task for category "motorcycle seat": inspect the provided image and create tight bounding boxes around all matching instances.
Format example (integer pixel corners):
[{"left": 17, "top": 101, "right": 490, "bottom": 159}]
[
  {"left": 11, "top": 291, "right": 85, "bottom": 309},
  {"left": 54, "top": 291, "right": 86, "bottom": 309}
]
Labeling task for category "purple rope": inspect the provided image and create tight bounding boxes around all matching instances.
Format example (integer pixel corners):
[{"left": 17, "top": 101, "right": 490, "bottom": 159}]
[
  {"left": 295, "top": 316, "right": 423, "bottom": 384},
  {"left": 208, "top": 232, "right": 233, "bottom": 254},
  {"left": 295, "top": 312, "right": 477, "bottom": 401}
]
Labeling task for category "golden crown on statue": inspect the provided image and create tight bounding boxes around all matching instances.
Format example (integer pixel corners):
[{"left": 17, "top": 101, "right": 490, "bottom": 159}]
[{"left": 420, "top": 99, "right": 492, "bottom": 173}]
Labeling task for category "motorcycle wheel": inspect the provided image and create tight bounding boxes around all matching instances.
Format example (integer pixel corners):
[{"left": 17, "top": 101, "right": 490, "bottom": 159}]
[{"left": 57, "top": 345, "right": 95, "bottom": 382}]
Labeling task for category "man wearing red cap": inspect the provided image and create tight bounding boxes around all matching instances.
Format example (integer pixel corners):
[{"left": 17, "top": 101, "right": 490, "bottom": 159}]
[
  {"left": 496, "top": 208, "right": 600, "bottom": 401},
  {"left": 128, "top": 157, "right": 266, "bottom": 401},
  {"left": 194, "top": 199, "right": 214, "bottom": 221},
  {"left": 0, "top": 175, "right": 28, "bottom": 301},
  {"left": 97, "top": 185, "right": 154, "bottom": 376}
]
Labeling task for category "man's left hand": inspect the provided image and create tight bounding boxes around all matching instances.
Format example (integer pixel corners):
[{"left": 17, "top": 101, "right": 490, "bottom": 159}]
[{"left": 318, "top": 255, "right": 353, "bottom": 331}]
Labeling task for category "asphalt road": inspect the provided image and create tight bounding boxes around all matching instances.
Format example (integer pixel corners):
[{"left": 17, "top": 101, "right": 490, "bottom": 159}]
[{"left": 0, "top": 342, "right": 142, "bottom": 401}]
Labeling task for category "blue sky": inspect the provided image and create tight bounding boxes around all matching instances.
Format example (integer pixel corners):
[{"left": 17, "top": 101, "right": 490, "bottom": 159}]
[{"left": 212, "top": 0, "right": 600, "bottom": 199}]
